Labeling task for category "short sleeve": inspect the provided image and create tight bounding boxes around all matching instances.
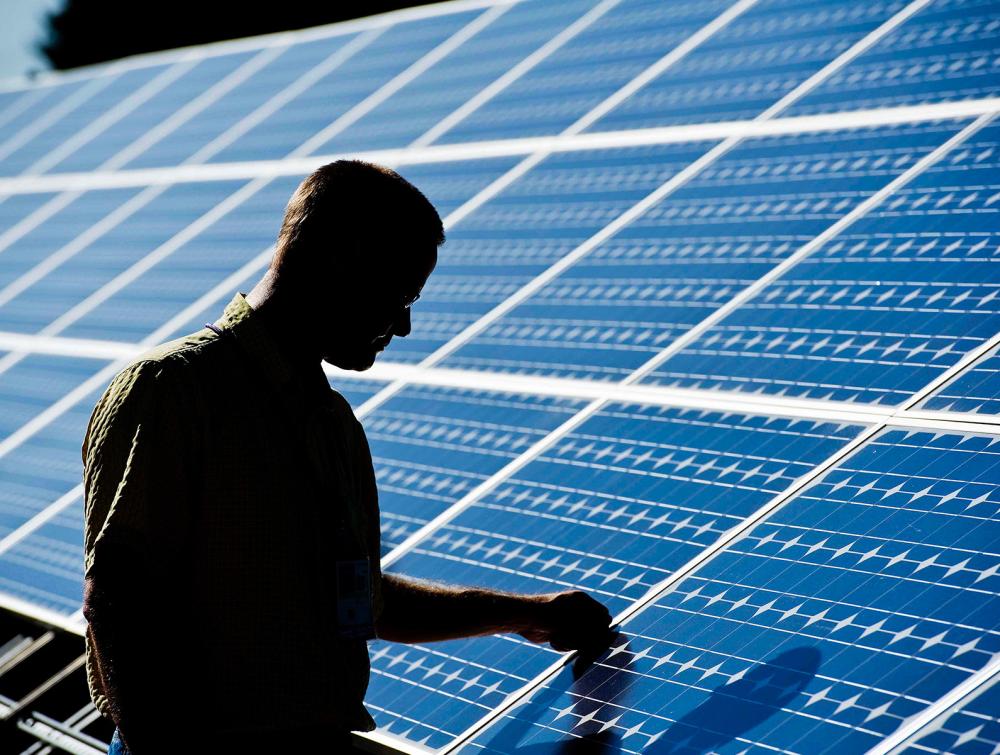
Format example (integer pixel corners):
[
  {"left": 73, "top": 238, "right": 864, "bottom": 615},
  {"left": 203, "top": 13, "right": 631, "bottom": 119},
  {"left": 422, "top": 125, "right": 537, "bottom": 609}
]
[{"left": 82, "top": 359, "right": 198, "bottom": 579}]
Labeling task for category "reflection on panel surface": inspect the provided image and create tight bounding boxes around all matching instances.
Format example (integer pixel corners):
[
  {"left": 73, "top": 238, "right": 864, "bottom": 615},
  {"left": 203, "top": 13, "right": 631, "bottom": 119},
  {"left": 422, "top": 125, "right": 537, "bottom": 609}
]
[
  {"left": 791, "top": 0, "right": 1000, "bottom": 115},
  {"left": 901, "top": 675, "right": 1000, "bottom": 755},
  {"left": 643, "top": 117, "right": 1000, "bottom": 404},
  {"left": 443, "top": 120, "right": 968, "bottom": 380},
  {"left": 366, "top": 405, "right": 860, "bottom": 748},
  {"left": 464, "top": 428, "right": 1000, "bottom": 754}
]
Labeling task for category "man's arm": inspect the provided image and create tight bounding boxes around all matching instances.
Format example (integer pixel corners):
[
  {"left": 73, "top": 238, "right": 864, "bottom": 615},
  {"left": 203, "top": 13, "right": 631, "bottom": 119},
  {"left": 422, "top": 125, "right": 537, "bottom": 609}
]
[
  {"left": 376, "top": 573, "right": 613, "bottom": 652},
  {"left": 83, "top": 549, "right": 185, "bottom": 754}
]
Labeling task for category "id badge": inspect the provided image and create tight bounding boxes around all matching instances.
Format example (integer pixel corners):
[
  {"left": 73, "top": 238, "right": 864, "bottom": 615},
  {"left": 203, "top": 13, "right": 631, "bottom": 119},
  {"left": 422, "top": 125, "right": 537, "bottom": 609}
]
[{"left": 336, "top": 559, "right": 375, "bottom": 640}]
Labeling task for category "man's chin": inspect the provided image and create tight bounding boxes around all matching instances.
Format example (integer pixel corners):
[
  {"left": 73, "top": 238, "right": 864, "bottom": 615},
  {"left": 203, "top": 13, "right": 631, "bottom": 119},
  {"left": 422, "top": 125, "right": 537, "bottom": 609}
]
[{"left": 324, "top": 350, "right": 379, "bottom": 372}]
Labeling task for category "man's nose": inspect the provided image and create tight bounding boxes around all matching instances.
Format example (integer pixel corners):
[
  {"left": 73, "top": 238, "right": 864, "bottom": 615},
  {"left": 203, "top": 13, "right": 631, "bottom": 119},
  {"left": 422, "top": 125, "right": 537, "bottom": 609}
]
[{"left": 392, "top": 307, "right": 412, "bottom": 337}]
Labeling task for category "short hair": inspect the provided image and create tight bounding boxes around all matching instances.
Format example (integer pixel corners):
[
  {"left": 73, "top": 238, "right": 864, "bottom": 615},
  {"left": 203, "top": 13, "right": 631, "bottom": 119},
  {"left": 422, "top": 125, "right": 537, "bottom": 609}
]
[{"left": 271, "top": 160, "right": 444, "bottom": 276}]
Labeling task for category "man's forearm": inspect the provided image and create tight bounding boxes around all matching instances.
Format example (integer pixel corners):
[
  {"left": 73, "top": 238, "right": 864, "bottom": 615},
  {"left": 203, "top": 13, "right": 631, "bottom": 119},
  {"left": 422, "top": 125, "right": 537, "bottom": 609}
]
[{"left": 376, "top": 573, "right": 547, "bottom": 644}]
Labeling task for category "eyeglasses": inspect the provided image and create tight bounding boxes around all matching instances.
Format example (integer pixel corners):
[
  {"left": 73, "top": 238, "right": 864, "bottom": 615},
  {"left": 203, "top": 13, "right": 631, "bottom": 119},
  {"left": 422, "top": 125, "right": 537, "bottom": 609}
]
[{"left": 401, "top": 292, "right": 421, "bottom": 310}]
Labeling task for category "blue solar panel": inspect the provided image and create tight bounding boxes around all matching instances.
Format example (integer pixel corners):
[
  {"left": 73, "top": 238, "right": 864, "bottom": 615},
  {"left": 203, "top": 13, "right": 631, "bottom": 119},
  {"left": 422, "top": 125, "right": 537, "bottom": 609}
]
[
  {"left": 0, "top": 65, "right": 176, "bottom": 177},
  {"left": 210, "top": 12, "right": 481, "bottom": 163},
  {"left": 310, "top": 0, "right": 601, "bottom": 153},
  {"left": 901, "top": 675, "right": 1000, "bottom": 754},
  {"left": 463, "top": 427, "right": 1000, "bottom": 753},
  {"left": 0, "top": 355, "right": 106, "bottom": 441},
  {"left": 790, "top": 0, "right": 1000, "bottom": 115},
  {"left": 43, "top": 52, "right": 259, "bottom": 175},
  {"left": 362, "top": 386, "right": 585, "bottom": 551},
  {"left": 435, "top": 0, "right": 734, "bottom": 143},
  {"left": 367, "top": 405, "right": 861, "bottom": 746},
  {"left": 443, "top": 119, "right": 971, "bottom": 380},
  {"left": 0, "top": 188, "right": 144, "bottom": 297},
  {"left": 0, "top": 388, "right": 93, "bottom": 538},
  {"left": 0, "top": 1, "right": 998, "bottom": 751},
  {"left": 583, "top": 0, "right": 908, "bottom": 131},
  {"left": 0, "top": 496, "right": 83, "bottom": 617},
  {"left": 391, "top": 141, "right": 715, "bottom": 363},
  {"left": 641, "top": 117, "right": 1000, "bottom": 404},
  {"left": 0, "top": 182, "right": 246, "bottom": 335}
]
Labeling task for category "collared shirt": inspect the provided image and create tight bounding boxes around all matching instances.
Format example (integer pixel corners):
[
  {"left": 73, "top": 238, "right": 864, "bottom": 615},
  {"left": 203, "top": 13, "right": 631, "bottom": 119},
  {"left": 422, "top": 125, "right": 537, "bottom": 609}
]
[{"left": 82, "top": 292, "right": 383, "bottom": 735}]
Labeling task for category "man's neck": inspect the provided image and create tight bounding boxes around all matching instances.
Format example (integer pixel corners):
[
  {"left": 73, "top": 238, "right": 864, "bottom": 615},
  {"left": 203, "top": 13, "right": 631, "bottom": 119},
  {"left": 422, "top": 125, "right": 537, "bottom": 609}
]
[{"left": 245, "top": 273, "right": 322, "bottom": 369}]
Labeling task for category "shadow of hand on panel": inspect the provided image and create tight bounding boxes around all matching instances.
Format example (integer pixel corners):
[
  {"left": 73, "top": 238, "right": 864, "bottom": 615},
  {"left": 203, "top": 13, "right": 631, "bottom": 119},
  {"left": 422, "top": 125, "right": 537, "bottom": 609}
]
[
  {"left": 646, "top": 646, "right": 822, "bottom": 754},
  {"left": 479, "top": 632, "right": 631, "bottom": 755}
]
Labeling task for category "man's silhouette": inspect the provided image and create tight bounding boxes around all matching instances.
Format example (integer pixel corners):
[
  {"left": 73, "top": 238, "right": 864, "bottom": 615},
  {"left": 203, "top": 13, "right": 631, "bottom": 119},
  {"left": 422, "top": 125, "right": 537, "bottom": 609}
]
[{"left": 82, "top": 160, "right": 612, "bottom": 754}]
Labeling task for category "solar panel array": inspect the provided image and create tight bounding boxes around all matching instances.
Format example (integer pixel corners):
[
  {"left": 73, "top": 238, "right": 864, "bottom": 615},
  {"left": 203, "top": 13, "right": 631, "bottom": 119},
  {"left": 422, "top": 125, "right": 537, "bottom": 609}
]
[{"left": 0, "top": 0, "right": 997, "bottom": 752}]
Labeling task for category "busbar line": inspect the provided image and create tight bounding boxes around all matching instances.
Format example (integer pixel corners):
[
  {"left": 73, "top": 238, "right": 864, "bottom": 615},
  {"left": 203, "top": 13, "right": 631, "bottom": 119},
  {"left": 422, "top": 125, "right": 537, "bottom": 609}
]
[
  {"left": 2, "top": 327, "right": 998, "bottom": 431},
  {"left": 877, "top": 657, "right": 1000, "bottom": 755},
  {"left": 626, "top": 110, "right": 1000, "bottom": 385},
  {"left": 3, "top": 96, "right": 999, "bottom": 196},
  {"left": 23, "top": 56, "right": 200, "bottom": 176},
  {"left": 355, "top": 0, "right": 763, "bottom": 421},
  {"left": 0, "top": 7, "right": 504, "bottom": 382},
  {"left": 411, "top": 0, "right": 625, "bottom": 148},
  {"left": 0, "top": 0, "right": 524, "bottom": 96}
]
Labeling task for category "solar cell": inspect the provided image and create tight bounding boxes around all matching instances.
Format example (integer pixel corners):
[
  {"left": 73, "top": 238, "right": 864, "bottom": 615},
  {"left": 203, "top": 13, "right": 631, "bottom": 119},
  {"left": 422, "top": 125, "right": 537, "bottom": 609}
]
[
  {"left": 0, "top": 188, "right": 143, "bottom": 296},
  {"left": 433, "top": 0, "right": 735, "bottom": 143},
  {"left": 642, "top": 117, "right": 1000, "bottom": 404},
  {"left": 0, "top": 355, "right": 106, "bottom": 441},
  {"left": 442, "top": 119, "right": 973, "bottom": 380},
  {"left": 790, "top": 0, "right": 1000, "bottom": 115},
  {"left": 0, "top": 65, "right": 177, "bottom": 177},
  {"left": 462, "top": 427, "right": 1000, "bottom": 754},
  {"left": 0, "top": 181, "right": 247, "bottom": 335},
  {"left": 583, "top": 0, "right": 908, "bottom": 132},
  {"left": 38, "top": 52, "right": 260, "bottom": 175}
]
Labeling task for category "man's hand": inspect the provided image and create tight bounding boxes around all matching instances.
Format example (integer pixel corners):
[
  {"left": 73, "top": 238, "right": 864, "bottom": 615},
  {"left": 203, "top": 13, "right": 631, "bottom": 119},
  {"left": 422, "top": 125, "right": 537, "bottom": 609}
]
[{"left": 516, "top": 591, "right": 613, "bottom": 653}]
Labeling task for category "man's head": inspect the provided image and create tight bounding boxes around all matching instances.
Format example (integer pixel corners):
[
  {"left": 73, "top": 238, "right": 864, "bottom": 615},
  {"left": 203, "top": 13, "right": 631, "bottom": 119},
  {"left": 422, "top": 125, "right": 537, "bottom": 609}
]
[{"left": 267, "top": 160, "right": 444, "bottom": 370}]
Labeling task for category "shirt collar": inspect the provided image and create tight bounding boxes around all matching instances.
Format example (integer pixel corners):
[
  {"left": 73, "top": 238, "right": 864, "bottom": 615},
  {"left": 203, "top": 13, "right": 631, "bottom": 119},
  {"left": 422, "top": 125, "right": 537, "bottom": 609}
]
[{"left": 213, "top": 292, "right": 331, "bottom": 402}]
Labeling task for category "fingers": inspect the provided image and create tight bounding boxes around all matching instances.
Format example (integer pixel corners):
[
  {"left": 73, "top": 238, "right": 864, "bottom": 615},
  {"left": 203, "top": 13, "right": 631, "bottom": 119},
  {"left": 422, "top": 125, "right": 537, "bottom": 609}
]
[{"left": 545, "top": 591, "right": 613, "bottom": 653}]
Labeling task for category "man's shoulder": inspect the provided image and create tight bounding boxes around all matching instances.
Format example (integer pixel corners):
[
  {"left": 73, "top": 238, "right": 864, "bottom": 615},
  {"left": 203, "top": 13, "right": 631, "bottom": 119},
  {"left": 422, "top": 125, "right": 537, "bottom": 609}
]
[{"left": 108, "top": 328, "right": 230, "bottom": 397}]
